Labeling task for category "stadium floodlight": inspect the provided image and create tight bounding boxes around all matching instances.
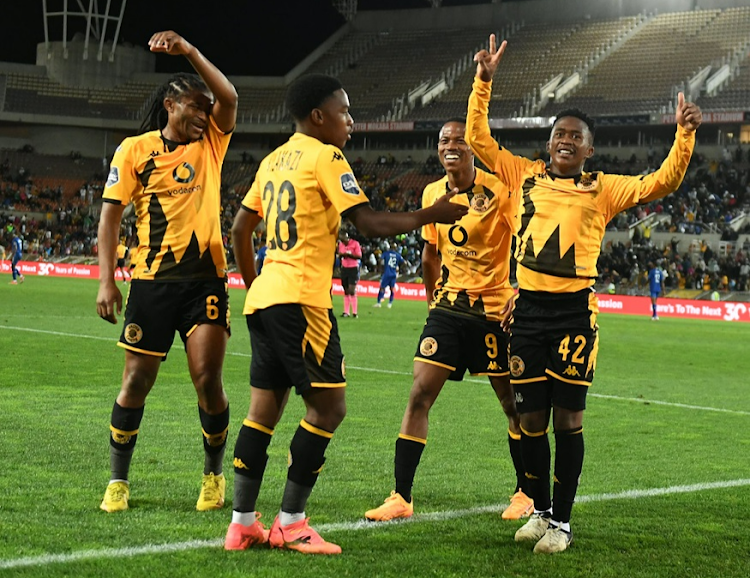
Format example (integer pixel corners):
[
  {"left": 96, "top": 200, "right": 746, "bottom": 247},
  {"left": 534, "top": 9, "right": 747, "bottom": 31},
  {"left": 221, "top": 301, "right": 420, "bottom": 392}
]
[
  {"left": 41, "top": 0, "right": 128, "bottom": 62},
  {"left": 331, "top": 0, "right": 357, "bottom": 21}
]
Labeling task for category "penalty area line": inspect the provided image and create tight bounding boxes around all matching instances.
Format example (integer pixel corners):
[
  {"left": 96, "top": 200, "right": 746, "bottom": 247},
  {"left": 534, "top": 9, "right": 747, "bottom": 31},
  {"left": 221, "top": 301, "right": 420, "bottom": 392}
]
[{"left": 2, "top": 478, "right": 749, "bottom": 569}]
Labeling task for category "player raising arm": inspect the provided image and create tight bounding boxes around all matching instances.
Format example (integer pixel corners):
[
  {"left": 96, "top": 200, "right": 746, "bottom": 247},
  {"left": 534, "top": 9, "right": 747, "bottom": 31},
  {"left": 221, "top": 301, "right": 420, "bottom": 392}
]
[
  {"left": 467, "top": 34, "right": 701, "bottom": 554},
  {"left": 96, "top": 30, "right": 237, "bottom": 514},
  {"left": 365, "top": 117, "right": 533, "bottom": 526}
]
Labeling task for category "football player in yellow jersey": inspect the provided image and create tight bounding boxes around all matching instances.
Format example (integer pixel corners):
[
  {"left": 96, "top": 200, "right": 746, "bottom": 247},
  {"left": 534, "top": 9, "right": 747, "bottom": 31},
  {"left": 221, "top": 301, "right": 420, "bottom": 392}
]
[
  {"left": 468, "top": 35, "right": 702, "bottom": 554},
  {"left": 225, "top": 73, "right": 467, "bottom": 555},
  {"left": 115, "top": 239, "right": 130, "bottom": 284},
  {"left": 365, "top": 118, "right": 533, "bottom": 524},
  {"left": 96, "top": 31, "right": 238, "bottom": 514}
]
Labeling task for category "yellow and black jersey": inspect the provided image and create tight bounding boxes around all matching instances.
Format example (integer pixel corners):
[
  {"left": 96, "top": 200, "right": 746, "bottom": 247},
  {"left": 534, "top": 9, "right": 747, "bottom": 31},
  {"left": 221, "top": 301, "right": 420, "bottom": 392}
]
[
  {"left": 242, "top": 132, "right": 369, "bottom": 313},
  {"left": 116, "top": 243, "right": 128, "bottom": 260},
  {"left": 467, "top": 76, "right": 695, "bottom": 293},
  {"left": 103, "top": 115, "right": 231, "bottom": 281},
  {"left": 422, "top": 169, "right": 516, "bottom": 321}
]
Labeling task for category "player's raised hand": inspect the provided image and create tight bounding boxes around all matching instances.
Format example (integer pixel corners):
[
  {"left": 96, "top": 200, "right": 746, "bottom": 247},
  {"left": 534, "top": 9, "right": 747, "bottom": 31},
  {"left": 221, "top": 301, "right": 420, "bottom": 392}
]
[
  {"left": 474, "top": 34, "right": 507, "bottom": 83},
  {"left": 148, "top": 31, "right": 193, "bottom": 56},
  {"left": 675, "top": 92, "right": 702, "bottom": 132},
  {"left": 428, "top": 188, "right": 469, "bottom": 224}
]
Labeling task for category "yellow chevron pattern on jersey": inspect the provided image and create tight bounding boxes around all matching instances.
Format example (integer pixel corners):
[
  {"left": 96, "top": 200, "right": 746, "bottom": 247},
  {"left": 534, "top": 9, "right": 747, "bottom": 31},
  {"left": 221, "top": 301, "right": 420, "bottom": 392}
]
[
  {"left": 242, "top": 133, "right": 369, "bottom": 313},
  {"left": 421, "top": 170, "right": 516, "bottom": 321},
  {"left": 103, "top": 116, "right": 231, "bottom": 281},
  {"left": 467, "top": 76, "right": 695, "bottom": 293}
]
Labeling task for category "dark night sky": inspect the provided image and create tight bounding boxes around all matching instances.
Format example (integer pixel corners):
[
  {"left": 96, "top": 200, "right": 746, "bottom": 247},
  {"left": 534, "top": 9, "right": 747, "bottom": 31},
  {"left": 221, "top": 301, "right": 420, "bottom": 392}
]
[
  {"left": 0, "top": 1, "right": 505, "bottom": 76},
  {"left": 0, "top": 0, "right": 348, "bottom": 77}
]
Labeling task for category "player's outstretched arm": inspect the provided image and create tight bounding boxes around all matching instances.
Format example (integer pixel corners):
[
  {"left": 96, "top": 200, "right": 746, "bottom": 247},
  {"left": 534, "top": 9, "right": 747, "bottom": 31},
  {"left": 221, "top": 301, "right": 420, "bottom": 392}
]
[
  {"left": 608, "top": 92, "right": 701, "bottom": 209},
  {"left": 148, "top": 30, "right": 238, "bottom": 132},
  {"left": 232, "top": 208, "right": 263, "bottom": 290},
  {"left": 347, "top": 190, "right": 468, "bottom": 238}
]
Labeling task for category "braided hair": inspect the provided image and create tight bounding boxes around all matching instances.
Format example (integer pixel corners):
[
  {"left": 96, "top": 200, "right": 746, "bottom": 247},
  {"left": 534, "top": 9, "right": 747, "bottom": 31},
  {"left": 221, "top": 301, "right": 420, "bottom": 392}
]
[{"left": 139, "top": 73, "right": 209, "bottom": 134}]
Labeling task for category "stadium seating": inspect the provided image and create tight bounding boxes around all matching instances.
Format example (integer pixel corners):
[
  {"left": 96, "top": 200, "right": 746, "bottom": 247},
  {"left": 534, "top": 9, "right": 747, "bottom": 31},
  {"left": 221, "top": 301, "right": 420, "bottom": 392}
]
[
  {"left": 1, "top": 8, "right": 749, "bottom": 122},
  {"left": 3, "top": 73, "right": 157, "bottom": 120},
  {"left": 539, "top": 8, "right": 750, "bottom": 116}
]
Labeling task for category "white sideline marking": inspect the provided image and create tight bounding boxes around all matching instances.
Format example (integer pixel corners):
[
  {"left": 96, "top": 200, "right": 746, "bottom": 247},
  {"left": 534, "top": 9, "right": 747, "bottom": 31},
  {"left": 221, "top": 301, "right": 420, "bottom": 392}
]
[
  {"left": 1, "top": 478, "right": 749, "bottom": 569},
  {"left": 0, "top": 325, "right": 112, "bottom": 341},
  {"left": 344, "top": 364, "right": 750, "bottom": 417},
  {"left": 1, "top": 325, "right": 749, "bottom": 417},
  {"left": 584, "top": 393, "right": 750, "bottom": 415}
]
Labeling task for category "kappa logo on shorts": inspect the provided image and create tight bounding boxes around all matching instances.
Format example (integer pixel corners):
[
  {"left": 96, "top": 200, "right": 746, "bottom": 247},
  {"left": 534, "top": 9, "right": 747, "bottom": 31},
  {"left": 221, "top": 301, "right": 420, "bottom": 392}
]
[
  {"left": 563, "top": 365, "right": 581, "bottom": 377},
  {"left": 124, "top": 323, "right": 143, "bottom": 344},
  {"left": 509, "top": 355, "right": 525, "bottom": 377},
  {"left": 515, "top": 391, "right": 523, "bottom": 404},
  {"left": 419, "top": 337, "right": 438, "bottom": 357}
]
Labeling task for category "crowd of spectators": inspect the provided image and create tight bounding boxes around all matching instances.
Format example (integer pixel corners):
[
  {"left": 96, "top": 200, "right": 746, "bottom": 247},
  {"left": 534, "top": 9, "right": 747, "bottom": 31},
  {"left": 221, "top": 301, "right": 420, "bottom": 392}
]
[
  {"left": 2, "top": 147, "right": 749, "bottom": 297},
  {"left": 598, "top": 237, "right": 750, "bottom": 295}
]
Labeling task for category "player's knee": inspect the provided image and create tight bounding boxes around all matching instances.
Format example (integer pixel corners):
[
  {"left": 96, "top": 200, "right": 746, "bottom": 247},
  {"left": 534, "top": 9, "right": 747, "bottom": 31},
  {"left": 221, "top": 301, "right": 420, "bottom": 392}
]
[
  {"left": 520, "top": 410, "right": 549, "bottom": 433},
  {"left": 407, "top": 382, "right": 437, "bottom": 414},
  {"left": 498, "top": 393, "right": 519, "bottom": 419},
  {"left": 120, "top": 367, "right": 157, "bottom": 401},
  {"left": 321, "top": 404, "right": 346, "bottom": 431},
  {"left": 305, "top": 397, "right": 346, "bottom": 432},
  {"left": 191, "top": 367, "right": 224, "bottom": 396}
]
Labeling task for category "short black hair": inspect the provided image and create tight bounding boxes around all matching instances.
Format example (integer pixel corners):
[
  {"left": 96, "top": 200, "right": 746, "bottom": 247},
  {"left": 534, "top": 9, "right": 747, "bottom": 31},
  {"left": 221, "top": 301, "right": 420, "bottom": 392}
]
[
  {"left": 553, "top": 108, "right": 596, "bottom": 138},
  {"left": 443, "top": 117, "right": 466, "bottom": 126},
  {"left": 286, "top": 74, "right": 343, "bottom": 122}
]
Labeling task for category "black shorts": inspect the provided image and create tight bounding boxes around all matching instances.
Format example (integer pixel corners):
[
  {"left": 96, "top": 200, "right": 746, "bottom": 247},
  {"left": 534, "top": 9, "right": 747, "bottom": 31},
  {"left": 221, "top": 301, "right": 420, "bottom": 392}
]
[
  {"left": 340, "top": 267, "right": 359, "bottom": 287},
  {"left": 118, "top": 278, "right": 230, "bottom": 358},
  {"left": 117, "top": 258, "right": 126, "bottom": 268},
  {"left": 247, "top": 304, "right": 345, "bottom": 395},
  {"left": 509, "top": 289, "right": 599, "bottom": 413},
  {"left": 414, "top": 308, "right": 509, "bottom": 381}
]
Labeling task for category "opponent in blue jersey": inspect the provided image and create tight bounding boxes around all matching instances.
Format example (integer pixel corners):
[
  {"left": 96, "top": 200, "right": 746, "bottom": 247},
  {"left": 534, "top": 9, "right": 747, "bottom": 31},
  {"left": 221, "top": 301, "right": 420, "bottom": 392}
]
[
  {"left": 255, "top": 240, "right": 267, "bottom": 274},
  {"left": 9, "top": 232, "right": 24, "bottom": 284},
  {"left": 648, "top": 262, "right": 664, "bottom": 320},
  {"left": 374, "top": 243, "right": 405, "bottom": 308}
]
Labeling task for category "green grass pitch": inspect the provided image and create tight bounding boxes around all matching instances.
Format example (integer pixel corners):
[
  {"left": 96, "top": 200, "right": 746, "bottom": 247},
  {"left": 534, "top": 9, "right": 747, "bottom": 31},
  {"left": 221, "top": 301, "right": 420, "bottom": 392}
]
[{"left": 1, "top": 276, "right": 749, "bottom": 578}]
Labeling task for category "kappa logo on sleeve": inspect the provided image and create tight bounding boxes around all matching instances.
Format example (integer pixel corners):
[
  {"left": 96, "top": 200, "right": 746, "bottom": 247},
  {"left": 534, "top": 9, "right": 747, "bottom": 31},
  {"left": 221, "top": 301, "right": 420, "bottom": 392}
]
[
  {"left": 106, "top": 166, "right": 120, "bottom": 188},
  {"left": 340, "top": 172, "right": 360, "bottom": 196}
]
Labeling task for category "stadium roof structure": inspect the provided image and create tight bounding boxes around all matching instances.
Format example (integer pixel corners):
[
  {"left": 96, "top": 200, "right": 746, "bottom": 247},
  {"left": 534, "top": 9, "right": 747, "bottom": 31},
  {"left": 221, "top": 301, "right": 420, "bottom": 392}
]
[{"left": 41, "top": 0, "right": 128, "bottom": 63}]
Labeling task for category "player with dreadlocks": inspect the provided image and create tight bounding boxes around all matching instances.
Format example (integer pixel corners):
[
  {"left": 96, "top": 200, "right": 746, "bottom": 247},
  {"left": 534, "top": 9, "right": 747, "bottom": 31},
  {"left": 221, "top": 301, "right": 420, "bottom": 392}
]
[{"left": 96, "top": 30, "right": 238, "bottom": 513}]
